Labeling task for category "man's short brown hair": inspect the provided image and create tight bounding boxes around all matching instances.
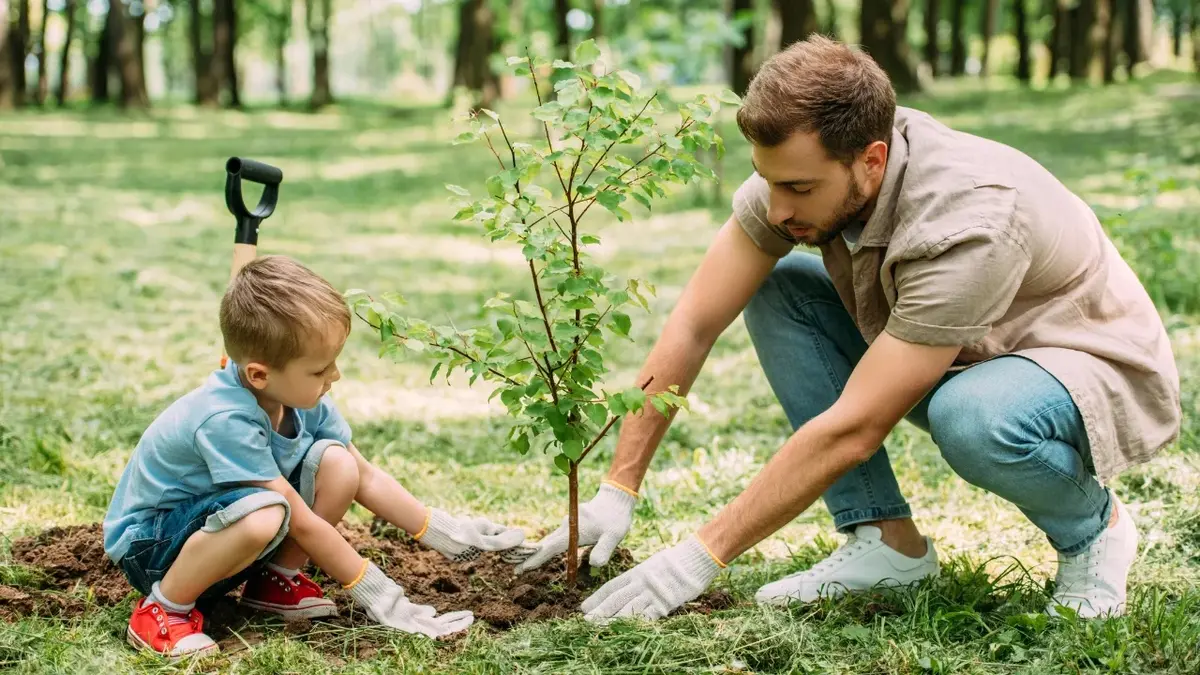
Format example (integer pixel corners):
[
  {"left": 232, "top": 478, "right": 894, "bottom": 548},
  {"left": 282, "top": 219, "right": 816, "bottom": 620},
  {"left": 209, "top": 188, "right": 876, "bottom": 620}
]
[
  {"left": 219, "top": 255, "right": 351, "bottom": 367},
  {"left": 736, "top": 35, "right": 896, "bottom": 163}
]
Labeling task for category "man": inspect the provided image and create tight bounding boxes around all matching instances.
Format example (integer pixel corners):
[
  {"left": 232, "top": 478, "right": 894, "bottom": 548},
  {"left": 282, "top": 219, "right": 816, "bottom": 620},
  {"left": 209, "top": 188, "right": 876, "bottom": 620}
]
[{"left": 515, "top": 36, "right": 1180, "bottom": 621}]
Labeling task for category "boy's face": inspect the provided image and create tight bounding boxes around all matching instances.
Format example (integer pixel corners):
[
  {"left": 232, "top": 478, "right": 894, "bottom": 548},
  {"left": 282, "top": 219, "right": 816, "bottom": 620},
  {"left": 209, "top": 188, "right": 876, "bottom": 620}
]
[{"left": 244, "top": 323, "right": 348, "bottom": 410}]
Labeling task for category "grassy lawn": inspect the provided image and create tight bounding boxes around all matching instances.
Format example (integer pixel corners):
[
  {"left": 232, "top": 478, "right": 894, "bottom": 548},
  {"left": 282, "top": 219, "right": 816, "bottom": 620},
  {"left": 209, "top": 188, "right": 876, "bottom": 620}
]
[{"left": 1, "top": 72, "right": 1198, "bottom": 673}]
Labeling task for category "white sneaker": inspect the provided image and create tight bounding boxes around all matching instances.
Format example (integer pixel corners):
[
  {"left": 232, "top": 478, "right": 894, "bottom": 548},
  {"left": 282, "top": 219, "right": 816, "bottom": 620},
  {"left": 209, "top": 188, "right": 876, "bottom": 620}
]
[
  {"left": 754, "top": 525, "right": 939, "bottom": 606},
  {"left": 1047, "top": 492, "right": 1137, "bottom": 619}
]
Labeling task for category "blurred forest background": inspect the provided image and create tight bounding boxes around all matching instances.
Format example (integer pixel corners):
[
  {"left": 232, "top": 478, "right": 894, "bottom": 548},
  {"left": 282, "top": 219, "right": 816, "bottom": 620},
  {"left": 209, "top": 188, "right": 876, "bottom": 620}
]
[{"left": 0, "top": 0, "right": 1197, "bottom": 113}]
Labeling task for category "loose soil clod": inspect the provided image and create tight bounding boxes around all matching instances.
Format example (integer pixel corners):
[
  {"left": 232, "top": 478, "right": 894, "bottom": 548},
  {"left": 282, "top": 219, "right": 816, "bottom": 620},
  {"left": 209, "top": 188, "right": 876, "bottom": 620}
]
[{"left": 1, "top": 520, "right": 736, "bottom": 634}]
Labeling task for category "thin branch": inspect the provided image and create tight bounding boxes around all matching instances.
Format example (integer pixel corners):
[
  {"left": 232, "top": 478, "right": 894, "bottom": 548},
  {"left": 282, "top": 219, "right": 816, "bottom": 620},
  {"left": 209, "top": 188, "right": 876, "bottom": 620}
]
[
  {"left": 483, "top": 132, "right": 507, "bottom": 171},
  {"left": 577, "top": 168, "right": 655, "bottom": 221},
  {"left": 550, "top": 217, "right": 570, "bottom": 241},
  {"left": 528, "top": 49, "right": 571, "bottom": 197},
  {"left": 528, "top": 260, "right": 559, "bottom": 354},
  {"left": 552, "top": 305, "right": 611, "bottom": 373},
  {"left": 496, "top": 117, "right": 520, "bottom": 193}
]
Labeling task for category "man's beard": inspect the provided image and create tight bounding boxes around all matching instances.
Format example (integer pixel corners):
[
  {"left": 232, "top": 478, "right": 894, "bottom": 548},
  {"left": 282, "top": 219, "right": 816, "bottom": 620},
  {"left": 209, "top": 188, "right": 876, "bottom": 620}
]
[{"left": 790, "top": 177, "right": 870, "bottom": 248}]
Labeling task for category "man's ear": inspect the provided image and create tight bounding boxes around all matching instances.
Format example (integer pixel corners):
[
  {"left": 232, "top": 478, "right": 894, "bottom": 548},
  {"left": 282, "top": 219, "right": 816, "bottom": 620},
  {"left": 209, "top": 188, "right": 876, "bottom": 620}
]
[
  {"left": 862, "top": 140, "right": 888, "bottom": 183},
  {"left": 243, "top": 362, "right": 271, "bottom": 390}
]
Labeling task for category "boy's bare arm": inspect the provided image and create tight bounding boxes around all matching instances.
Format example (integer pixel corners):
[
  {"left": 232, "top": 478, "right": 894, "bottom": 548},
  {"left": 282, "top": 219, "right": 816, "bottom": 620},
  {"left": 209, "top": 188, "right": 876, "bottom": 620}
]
[
  {"left": 247, "top": 476, "right": 366, "bottom": 583},
  {"left": 345, "top": 443, "right": 427, "bottom": 534}
]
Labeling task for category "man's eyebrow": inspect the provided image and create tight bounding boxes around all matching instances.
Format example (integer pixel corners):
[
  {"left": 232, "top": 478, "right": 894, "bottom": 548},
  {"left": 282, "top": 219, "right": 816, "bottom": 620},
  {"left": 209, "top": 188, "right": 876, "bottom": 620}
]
[{"left": 751, "top": 159, "right": 819, "bottom": 186}]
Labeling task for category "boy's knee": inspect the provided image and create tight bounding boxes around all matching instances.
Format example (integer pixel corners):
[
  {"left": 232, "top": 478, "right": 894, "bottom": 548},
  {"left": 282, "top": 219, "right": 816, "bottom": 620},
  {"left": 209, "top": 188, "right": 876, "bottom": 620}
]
[
  {"left": 237, "top": 504, "right": 288, "bottom": 546},
  {"left": 317, "top": 444, "right": 360, "bottom": 489}
]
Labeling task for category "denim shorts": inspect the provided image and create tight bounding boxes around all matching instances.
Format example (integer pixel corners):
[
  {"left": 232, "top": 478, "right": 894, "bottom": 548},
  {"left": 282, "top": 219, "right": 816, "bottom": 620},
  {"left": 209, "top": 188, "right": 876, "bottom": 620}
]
[{"left": 117, "top": 439, "right": 340, "bottom": 598}]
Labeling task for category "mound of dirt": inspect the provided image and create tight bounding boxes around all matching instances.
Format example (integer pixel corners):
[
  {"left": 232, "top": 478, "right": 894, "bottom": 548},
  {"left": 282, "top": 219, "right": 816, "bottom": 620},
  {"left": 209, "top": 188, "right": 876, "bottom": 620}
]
[{"left": 1, "top": 520, "right": 736, "bottom": 636}]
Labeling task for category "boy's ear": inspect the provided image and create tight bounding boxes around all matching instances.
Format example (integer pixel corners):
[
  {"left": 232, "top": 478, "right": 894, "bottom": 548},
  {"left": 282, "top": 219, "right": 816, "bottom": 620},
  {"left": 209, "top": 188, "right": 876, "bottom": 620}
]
[{"left": 243, "top": 362, "right": 271, "bottom": 390}]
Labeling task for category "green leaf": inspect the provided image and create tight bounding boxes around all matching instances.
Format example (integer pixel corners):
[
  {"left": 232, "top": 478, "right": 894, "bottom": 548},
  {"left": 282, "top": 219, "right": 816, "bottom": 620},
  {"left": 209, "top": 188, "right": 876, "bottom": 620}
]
[
  {"left": 514, "top": 65, "right": 531, "bottom": 77},
  {"left": 585, "top": 403, "right": 607, "bottom": 427},
  {"left": 650, "top": 396, "right": 668, "bottom": 416},
  {"left": 631, "top": 190, "right": 652, "bottom": 211},
  {"left": 616, "top": 70, "right": 642, "bottom": 92},
  {"left": 563, "top": 276, "right": 590, "bottom": 296},
  {"left": 611, "top": 312, "right": 631, "bottom": 337},
  {"left": 552, "top": 60, "right": 576, "bottom": 69},
  {"left": 479, "top": 108, "right": 500, "bottom": 122},
  {"left": 608, "top": 393, "right": 627, "bottom": 416},
  {"left": 496, "top": 317, "right": 517, "bottom": 339},
  {"left": 554, "top": 454, "right": 572, "bottom": 475},
  {"left": 453, "top": 131, "right": 478, "bottom": 145},
  {"left": 717, "top": 89, "right": 741, "bottom": 105},
  {"left": 621, "top": 387, "right": 647, "bottom": 412},
  {"left": 404, "top": 338, "right": 425, "bottom": 353},
  {"left": 581, "top": 234, "right": 601, "bottom": 245},
  {"left": 511, "top": 432, "right": 531, "bottom": 455},
  {"left": 486, "top": 174, "right": 506, "bottom": 199},
  {"left": 672, "top": 159, "right": 695, "bottom": 181},
  {"left": 507, "top": 56, "right": 529, "bottom": 66},
  {"left": 532, "top": 101, "right": 563, "bottom": 122},
  {"left": 577, "top": 184, "right": 597, "bottom": 197},
  {"left": 574, "top": 39, "right": 601, "bottom": 67},
  {"left": 500, "top": 387, "right": 523, "bottom": 411},
  {"left": 562, "top": 439, "right": 584, "bottom": 461},
  {"left": 380, "top": 320, "right": 393, "bottom": 343},
  {"left": 445, "top": 184, "right": 470, "bottom": 197},
  {"left": 590, "top": 86, "right": 616, "bottom": 109},
  {"left": 596, "top": 190, "right": 624, "bottom": 214}
]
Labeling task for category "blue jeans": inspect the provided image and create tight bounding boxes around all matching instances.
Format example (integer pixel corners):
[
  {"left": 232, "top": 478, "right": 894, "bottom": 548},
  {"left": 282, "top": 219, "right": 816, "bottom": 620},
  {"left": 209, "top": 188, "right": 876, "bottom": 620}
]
[
  {"left": 117, "top": 440, "right": 339, "bottom": 598},
  {"left": 743, "top": 252, "right": 1112, "bottom": 555}
]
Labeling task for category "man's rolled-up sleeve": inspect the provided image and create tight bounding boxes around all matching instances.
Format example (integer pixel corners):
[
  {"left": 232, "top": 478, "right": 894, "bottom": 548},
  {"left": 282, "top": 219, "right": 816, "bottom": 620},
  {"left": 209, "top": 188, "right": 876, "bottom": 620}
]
[{"left": 885, "top": 228, "right": 1031, "bottom": 347}]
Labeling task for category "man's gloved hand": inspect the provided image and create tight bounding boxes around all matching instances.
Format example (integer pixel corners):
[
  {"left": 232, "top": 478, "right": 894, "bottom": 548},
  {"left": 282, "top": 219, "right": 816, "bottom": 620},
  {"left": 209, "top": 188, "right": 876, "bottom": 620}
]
[
  {"left": 514, "top": 481, "right": 637, "bottom": 574},
  {"left": 348, "top": 563, "right": 474, "bottom": 638},
  {"left": 580, "top": 535, "right": 723, "bottom": 621},
  {"left": 416, "top": 508, "right": 527, "bottom": 563}
]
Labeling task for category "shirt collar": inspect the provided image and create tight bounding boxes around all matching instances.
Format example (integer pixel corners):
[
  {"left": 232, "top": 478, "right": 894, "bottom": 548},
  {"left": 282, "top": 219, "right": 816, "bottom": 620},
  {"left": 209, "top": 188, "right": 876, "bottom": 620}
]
[{"left": 856, "top": 126, "right": 909, "bottom": 249}]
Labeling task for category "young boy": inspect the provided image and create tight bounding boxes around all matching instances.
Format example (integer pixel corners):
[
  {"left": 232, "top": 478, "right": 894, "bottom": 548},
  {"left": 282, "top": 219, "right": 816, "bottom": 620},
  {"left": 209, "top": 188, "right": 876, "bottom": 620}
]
[{"left": 102, "top": 255, "right": 527, "bottom": 659}]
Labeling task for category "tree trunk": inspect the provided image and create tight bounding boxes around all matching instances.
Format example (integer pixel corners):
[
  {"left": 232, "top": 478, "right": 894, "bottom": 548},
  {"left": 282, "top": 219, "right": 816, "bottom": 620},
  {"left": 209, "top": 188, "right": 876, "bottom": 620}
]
[
  {"left": 1069, "top": 0, "right": 1110, "bottom": 82},
  {"left": 591, "top": 0, "right": 603, "bottom": 40},
  {"left": 1192, "top": 0, "right": 1199, "bottom": 73},
  {"left": 778, "top": 0, "right": 818, "bottom": 49},
  {"left": 924, "top": 0, "right": 940, "bottom": 76},
  {"left": 979, "top": 0, "right": 998, "bottom": 76},
  {"left": 566, "top": 462, "right": 579, "bottom": 587},
  {"left": 554, "top": 0, "right": 570, "bottom": 59},
  {"left": 949, "top": 0, "right": 966, "bottom": 76},
  {"left": 729, "top": 0, "right": 755, "bottom": 96},
  {"left": 1014, "top": 0, "right": 1032, "bottom": 82},
  {"left": 452, "top": 0, "right": 496, "bottom": 111},
  {"left": 1172, "top": 6, "right": 1184, "bottom": 58},
  {"left": 307, "top": 0, "right": 332, "bottom": 109},
  {"left": 13, "top": 0, "right": 28, "bottom": 106},
  {"left": 191, "top": 0, "right": 216, "bottom": 105},
  {"left": 861, "top": 0, "right": 921, "bottom": 93},
  {"left": 0, "top": 0, "right": 11, "bottom": 109},
  {"left": 55, "top": 0, "right": 75, "bottom": 105},
  {"left": 274, "top": 22, "right": 287, "bottom": 106},
  {"left": 212, "top": 0, "right": 239, "bottom": 107},
  {"left": 91, "top": 6, "right": 113, "bottom": 103},
  {"left": 112, "top": 0, "right": 148, "bottom": 107},
  {"left": 34, "top": 0, "right": 47, "bottom": 105},
  {"left": 1122, "top": 0, "right": 1150, "bottom": 70},
  {"left": 1102, "top": 0, "right": 1118, "bottom": 83}
]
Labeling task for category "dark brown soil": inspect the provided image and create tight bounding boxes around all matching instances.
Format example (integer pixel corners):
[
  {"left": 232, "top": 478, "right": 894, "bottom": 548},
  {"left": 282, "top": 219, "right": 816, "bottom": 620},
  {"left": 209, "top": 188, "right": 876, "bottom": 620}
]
[{"left": 1, "top": 520, "right": 737, "bottom": 641}]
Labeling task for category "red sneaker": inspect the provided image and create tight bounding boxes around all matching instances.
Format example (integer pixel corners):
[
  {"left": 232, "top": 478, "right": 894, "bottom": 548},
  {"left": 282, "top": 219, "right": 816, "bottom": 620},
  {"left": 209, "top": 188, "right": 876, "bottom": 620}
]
[
  {"left": 126, "top": 598, "right": 218, "bottom": 660},
  {"left": 240, "top": 566, "right": 338, "bottom": 620}
]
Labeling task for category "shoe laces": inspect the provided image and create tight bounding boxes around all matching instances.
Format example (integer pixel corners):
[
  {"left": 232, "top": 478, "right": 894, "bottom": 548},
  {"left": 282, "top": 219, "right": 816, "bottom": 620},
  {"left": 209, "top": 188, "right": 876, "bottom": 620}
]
[
  {"left": 1056, "top": 540, "right": 1105, "bottom": 594},
  {"left": 788, "top": 535, "right": 867, "bottom": 580}
]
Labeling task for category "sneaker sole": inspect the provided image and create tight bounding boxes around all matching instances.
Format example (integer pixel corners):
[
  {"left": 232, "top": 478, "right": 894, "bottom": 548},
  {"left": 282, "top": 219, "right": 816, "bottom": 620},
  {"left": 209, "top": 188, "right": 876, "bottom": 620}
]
[
  {"left": 126, "top": 627, "right": 219, "bottom": 662},
  {"left": 240, "top": 597, "right": 339, "bottom": 620}
]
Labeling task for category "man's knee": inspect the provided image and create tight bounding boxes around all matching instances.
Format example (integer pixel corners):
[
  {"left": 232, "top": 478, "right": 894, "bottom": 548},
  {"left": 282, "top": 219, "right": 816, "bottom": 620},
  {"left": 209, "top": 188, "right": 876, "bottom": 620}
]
[
  {"left": 744, "top": 252, "right": 831, "bottom": 331},
  {"left": 316, "top": 444, "right": 360, "bottom": 491},
  {"left": 236, "top": 504, "right": 288, "bottom": 547}
]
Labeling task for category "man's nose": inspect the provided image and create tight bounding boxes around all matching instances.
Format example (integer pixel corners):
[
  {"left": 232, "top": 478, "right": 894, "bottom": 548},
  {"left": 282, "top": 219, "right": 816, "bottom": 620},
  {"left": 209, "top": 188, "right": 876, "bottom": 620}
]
[{"left": 766, "top": 197, "right": 792, "bottom": 227}]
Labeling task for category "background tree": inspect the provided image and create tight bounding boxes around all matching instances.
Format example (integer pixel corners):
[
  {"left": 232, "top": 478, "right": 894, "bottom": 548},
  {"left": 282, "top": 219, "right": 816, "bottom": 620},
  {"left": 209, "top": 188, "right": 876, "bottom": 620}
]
[
  {"left": 1047, "top": 0, "right": 1067, "bottom": 79},
  {"left": 0, "top": 0, "right": 12, "bottom": 109},
  {"left": 307, "top": 0, "right": 332, "bottom": 109},
  {"left": 861, "top": 0, "right": 920, "bottom": 93},
  {"left": 190, "top": 0, "right": 216, "bottom": 105},
  {"left": 949, "top": 0, "right": 966, "bottom": 76},
  {"left": 729, "top": 0, "right": 755, "bottom": 96},
  {"left": 924, "top": 0, "right": 940, "bottom": 77},
  {"left": 979, "top": 0, "right": 998, "bottom": 76},
  {"left": 55, "top": 0, "right": 77, "bottom": 105},
  {"left": 778, "top": 0, "right": 818, "bottom": 49},
  {"left": 212, "top": 0, "right": 240, "bottom": 107},
  {"left": 34, "top": 0, "right": 47, "bottom": 105},
  {"left": 1013, "top": 0, "right": 1032, "bottom": 82},
  {"left": 1122, "top": 0, "right": 1151, "bottom": 73},
  {"left": 110, "top": 0, "right": 149, "bottom": 108},
  {"left": 452, "top": 0, "right": 498, "bottom": 111}
]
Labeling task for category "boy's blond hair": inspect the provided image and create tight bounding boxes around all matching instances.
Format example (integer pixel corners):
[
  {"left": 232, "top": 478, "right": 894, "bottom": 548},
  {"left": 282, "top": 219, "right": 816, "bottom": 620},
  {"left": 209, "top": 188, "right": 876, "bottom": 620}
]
[{"left": 219, "top": 255, "right": 351, "bottom": 367}]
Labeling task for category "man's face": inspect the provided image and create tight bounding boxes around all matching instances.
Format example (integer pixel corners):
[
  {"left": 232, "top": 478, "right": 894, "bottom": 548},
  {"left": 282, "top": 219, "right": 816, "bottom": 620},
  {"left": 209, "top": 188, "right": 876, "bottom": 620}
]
[{"left": 750, "top": 131, "right": 887, "bottom": 247}]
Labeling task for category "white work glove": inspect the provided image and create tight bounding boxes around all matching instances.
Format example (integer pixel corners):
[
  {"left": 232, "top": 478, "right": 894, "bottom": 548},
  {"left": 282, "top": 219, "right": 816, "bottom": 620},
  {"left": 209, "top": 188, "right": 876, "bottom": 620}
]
[
  {"left": 416, "top": 508, "right": 527, "bottom": 563},
  {"left": 348, "top": 563, "right": 474, "bottom": 638},
  {"left": 580, "top": 535, "right": 722, "bottom": 621},
  {"left": 514, "top": 482, "right": 636, "bottom": 574}
]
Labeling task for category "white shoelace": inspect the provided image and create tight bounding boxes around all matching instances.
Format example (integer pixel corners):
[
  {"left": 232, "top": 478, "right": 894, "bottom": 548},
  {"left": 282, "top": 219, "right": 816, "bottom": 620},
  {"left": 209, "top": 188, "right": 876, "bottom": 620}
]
[{"left": 785, "top": 537, "right": 869, "bottom": 580}]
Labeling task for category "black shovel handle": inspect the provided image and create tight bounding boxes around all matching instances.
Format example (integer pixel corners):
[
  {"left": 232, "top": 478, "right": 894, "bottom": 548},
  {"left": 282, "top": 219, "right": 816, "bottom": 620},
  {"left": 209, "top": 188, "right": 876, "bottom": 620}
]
[{"left": 225, "top": 157, "right": 283, "bottom": 246}]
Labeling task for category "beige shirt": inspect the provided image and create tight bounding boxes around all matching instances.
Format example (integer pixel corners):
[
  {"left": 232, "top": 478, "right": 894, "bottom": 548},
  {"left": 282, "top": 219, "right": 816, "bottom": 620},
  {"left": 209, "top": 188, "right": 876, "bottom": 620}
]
[{"left": 732, "top": 106, "right": 1181, "bottom": 482}]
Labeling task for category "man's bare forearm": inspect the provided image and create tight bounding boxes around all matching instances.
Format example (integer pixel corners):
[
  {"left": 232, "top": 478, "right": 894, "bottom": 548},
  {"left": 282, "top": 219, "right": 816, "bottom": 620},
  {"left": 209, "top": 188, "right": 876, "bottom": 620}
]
[
  {"left": 607, "top": 319, "right": 715, "bottom": 491},
  {"left": 697, "top": 413, "right": 874, "bottom": 563}
]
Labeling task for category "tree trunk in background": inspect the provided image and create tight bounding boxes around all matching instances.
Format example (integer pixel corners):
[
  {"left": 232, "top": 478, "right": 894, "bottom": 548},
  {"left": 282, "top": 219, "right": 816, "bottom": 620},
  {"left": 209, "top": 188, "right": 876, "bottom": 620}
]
[
  {"left": 1192, "top": 0, "right": 1199, "bottom": 73},
  {"left": 14, "top": 0, "right": 28, "bottom": 106},
  {"left": 923, "top": 0, "right": 940, "bottom": 77},
  {"left": 1121, "top": 0, "right": 1150, "bottom": 70},
  {"left": 274, "top": 17, "right": 287, "bottom": 106},
  {"left": 112, "top": 0, "right": 148, "bottom": 107},
  {"left": 1172, "top": 5, "right": 1185, "bottom": 58},
  {"left": 979, "top": 0, "right": 998, "bottom": 76},
  {"left": 56, "top": 0, "right": 75, "bottom": 105},
  {"left": 861, "top": 0, "right": 921, "bottom": 92},
  {"left": 191, "top": 0, "right": 216, "bottom": 105},
  {"left": 949, "top": 0, "right": 966, "bottom": 76},
  {"left": 1069, "top": 0, "right": 1111, "bottom": 82},
  {"left": 1102, "top": 0, "right": 1118, "bottom": 83},
  {"left": 592, "top": 0, "right": 603, "bottom": 40},
  {"left": 554, "top": 0, "right": 569, "bottom": 59},
  {"left": 212, "top": 0, "right": 239, "bottom": 107},
  {"left": 91, "top": 6, "right": 113, "bottom": 102},
  {"left": 34, "top": 0, "right": 48, "bottom": 105},
  {"left": 729, "top": 0, "right": 755, "bottom": 96},
  {"left": 1014, "top": 0, "right": 1032, "bottom": 82},
  {"left": 452, "top": 0, "right": 497, "bottom": 110},
  {"left": 778, "top": 0, "right": 818, "bottom": 48},
  {"left": 307, "top": 0, "right": 332, "bottom": 109},
  {"left": 0, "top": 0, "right": 12, "bottom": 109},
  {"left": 1048, "top": 0, "right": 1067, "bottom": 79}
]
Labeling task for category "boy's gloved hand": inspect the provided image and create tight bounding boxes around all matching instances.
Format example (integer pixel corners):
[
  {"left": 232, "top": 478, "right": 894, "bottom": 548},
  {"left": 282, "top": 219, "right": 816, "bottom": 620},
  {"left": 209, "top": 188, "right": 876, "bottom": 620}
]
[
  {"left": 416, "top": 508, "right": 527, "bottom": 563},
  {"left": 348, "top": 563, "right": 474, "bottom": 638},
  {"left": 515, "top": 481, "right": 637, "bottom": 574}
]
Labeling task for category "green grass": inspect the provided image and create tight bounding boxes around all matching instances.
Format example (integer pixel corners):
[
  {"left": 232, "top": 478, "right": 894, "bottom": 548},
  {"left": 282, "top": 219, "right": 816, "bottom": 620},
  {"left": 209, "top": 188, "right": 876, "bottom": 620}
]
[{"left": 1, "top": 72, "right": 1199, "bottom": 673}]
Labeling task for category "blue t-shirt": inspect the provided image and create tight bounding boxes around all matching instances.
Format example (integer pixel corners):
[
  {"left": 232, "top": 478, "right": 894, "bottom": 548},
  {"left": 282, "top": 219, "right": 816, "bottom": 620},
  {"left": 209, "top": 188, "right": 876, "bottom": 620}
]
[{"left": 102, "top": 360, "right": 352, "bottom": 563}]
